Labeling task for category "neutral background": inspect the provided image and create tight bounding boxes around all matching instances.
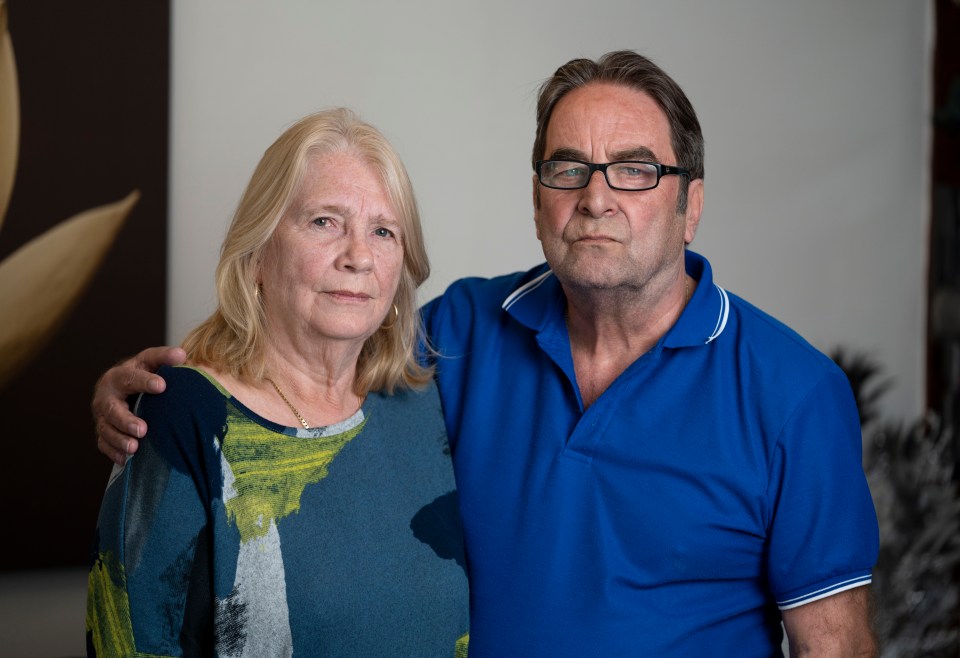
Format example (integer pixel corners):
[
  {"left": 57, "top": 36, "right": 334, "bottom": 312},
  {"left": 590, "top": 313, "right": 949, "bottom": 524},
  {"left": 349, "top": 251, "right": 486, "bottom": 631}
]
[{"left": 169, "top": 0, "right": 930, "bottom": 421}]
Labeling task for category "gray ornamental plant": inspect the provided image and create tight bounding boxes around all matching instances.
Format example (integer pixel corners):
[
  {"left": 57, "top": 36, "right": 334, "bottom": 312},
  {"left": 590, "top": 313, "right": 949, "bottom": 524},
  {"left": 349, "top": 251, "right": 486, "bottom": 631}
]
[{"left": 831, "top": 348, "right": 960, "bottom": 657}]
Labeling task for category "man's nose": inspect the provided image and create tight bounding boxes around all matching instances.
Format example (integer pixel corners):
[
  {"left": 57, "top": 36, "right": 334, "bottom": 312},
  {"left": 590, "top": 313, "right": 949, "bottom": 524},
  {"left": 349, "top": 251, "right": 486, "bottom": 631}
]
[{"left": 577, "top": 169, "right": 617, "bottom": 218}]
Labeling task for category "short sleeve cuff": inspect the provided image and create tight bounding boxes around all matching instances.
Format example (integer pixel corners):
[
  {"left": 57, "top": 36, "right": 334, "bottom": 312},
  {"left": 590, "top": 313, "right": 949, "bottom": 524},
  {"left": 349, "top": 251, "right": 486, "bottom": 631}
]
[{"left": 776, "top": 570, "right": 873, "bottom": 610}]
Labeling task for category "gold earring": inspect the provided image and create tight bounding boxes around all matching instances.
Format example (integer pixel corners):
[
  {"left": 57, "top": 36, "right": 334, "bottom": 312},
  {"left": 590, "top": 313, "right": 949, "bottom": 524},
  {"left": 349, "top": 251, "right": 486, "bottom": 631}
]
[{"left": 381, "top": 303, "right": 399, "bottom": 330}]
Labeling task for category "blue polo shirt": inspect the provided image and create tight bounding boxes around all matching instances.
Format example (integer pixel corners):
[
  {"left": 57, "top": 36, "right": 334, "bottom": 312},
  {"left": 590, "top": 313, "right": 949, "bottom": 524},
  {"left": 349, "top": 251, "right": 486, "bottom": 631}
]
[{"left": 422, "top": 250, "right": 879, "bottom": 657}]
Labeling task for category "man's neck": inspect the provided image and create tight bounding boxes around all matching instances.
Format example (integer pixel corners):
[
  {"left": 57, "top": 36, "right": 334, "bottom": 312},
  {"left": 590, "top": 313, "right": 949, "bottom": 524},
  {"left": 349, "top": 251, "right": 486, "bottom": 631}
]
[{"left": 564, "top": 273, "right": 693, "bottom": 408}]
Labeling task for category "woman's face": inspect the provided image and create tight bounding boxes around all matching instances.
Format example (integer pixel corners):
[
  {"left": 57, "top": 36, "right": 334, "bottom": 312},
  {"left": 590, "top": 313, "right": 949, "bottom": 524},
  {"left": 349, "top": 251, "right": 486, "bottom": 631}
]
[{"left": 258, "top": 149, "right": 405, "bottom": 352}]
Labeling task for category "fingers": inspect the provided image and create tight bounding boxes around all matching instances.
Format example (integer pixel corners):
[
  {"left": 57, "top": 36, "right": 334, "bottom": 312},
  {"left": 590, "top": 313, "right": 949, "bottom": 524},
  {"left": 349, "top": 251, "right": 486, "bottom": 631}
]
[
  {"left": 132, "top": 345, "right": 187, "bottom": 372},
  {"left": 117, "top": 365, "right": 168, "bottom": 397},
  {"left": 91, "top": 345, "right": 183, "bottom": 463},
  {"left": 92, "top": 380, "right": 145, "bottom": 461},
  {"left": 97, "top": 433, "right": 137, "bottom": 467}
]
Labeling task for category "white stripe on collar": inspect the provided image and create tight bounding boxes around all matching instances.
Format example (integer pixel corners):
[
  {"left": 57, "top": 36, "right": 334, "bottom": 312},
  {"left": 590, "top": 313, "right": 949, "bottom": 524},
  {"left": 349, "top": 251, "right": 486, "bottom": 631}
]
[
  {"left": 706, "top": 285, "right": 729, "bottom": 344},
  {"left": 501, "top": 269, "right": 554, "bottom": 311},
  {"left": 502, "top": 271, "right": 730, "bottom": 344}
]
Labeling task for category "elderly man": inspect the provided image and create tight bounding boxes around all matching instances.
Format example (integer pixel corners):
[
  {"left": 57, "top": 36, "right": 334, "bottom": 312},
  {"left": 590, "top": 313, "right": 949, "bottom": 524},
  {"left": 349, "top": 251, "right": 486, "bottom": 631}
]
[{"left": 95, "top": 51, "right": 879, "bottom": 656}]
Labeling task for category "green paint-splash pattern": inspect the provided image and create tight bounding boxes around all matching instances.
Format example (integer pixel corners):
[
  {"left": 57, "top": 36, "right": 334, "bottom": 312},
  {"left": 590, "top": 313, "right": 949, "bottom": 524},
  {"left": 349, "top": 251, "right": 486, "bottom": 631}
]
[
  {"left": 455, "top": 632, "right": 470, "bottom": 657},
  {"left": 87, "top": 551, "right": 170, "bottom": 658},
  {"left": 221, "top": 401, "right": 366, "bottom": 544}
]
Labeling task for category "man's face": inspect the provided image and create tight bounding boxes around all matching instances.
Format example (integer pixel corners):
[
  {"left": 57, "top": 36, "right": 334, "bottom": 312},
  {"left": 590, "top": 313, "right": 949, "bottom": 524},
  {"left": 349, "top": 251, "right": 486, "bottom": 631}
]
[{"left": 533, "top": 82, "right": 702, "bottom": 298}]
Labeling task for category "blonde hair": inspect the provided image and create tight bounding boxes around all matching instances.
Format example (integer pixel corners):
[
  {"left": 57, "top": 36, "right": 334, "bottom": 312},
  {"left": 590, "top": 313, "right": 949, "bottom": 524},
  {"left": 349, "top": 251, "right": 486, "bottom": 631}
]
[{"left": 182, "top": 108, "right": 433, "bottom": 394}]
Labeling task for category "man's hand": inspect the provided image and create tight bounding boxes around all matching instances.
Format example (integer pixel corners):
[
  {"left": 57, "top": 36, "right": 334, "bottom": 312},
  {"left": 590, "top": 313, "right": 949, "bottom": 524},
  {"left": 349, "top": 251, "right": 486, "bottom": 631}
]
[{"left": 93, "top": 346, "right": 187, "bottom": 464}]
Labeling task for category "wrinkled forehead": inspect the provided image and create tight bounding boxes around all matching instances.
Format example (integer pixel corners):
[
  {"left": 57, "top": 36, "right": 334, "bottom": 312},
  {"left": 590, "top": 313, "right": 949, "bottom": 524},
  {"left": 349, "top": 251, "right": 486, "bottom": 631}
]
[
  {"left": 545, "top": 82, "right": 676, "bottom": 163},
  {"left": 301, "top": 146, "right": 375, "bottom": 183},
  {"left": 288, "top": 150, "right": 393, "bottom": 214}
]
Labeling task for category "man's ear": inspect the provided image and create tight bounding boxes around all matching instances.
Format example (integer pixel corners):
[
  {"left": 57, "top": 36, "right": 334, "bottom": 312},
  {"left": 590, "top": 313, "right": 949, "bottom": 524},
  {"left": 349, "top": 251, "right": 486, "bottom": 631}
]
[
  {"left": 532, "top": 174, "right": 543, "bottom": 241},
  {"left": 683, "top": 178, "right": 704, "bottom": 245}
]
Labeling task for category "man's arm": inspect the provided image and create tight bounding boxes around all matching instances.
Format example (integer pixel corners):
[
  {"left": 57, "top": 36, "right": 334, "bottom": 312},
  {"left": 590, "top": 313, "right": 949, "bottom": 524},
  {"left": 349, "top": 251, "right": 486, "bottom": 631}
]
[
  {"left": 781, "top": 586, "right": 877, "bottom": 657},
  {"left": 92, "top": 346, "right": 186, "bottom": 464}
]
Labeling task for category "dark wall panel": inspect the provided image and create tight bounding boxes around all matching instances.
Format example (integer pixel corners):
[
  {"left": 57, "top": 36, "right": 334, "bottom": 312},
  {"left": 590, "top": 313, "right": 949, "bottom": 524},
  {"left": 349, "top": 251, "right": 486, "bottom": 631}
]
[{"left": 0, "top": 1, "right": 169, "bottom": 569}]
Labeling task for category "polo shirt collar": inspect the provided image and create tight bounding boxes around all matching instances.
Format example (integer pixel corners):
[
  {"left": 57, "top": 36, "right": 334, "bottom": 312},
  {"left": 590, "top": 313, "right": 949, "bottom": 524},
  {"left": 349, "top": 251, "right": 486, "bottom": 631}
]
[
  {"left": 500, "top": 250, "right": 730, "bottom": 349},
  {"left": 663, "top": 250, "right": 730, "bottom": 348}
]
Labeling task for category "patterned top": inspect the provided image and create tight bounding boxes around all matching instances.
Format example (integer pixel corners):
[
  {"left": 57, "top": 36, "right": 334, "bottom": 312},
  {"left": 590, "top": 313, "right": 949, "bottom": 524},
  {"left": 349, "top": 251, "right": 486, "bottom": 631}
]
[{"left": 87, "top": 365, "right": 469, "bottom": 657}]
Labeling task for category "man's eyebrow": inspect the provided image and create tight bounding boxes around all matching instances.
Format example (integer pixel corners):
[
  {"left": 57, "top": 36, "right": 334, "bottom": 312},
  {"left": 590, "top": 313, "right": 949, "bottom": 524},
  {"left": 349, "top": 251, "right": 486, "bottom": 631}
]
[
  {"left": 609, "top": 147, "right": 658, "bottom": 162},
  {"left": 546, "top": 147, "right": 589, "bottom": 162},
  {"left": 545, "top": 146, "right": 660, "bottom": 163}
]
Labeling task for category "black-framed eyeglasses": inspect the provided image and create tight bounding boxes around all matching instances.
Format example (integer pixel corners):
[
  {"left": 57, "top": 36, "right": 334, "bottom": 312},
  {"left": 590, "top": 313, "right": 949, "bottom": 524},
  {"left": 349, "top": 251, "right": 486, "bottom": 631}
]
[{"left": 535, "top": 159, "right": 689, "bottom": 191}]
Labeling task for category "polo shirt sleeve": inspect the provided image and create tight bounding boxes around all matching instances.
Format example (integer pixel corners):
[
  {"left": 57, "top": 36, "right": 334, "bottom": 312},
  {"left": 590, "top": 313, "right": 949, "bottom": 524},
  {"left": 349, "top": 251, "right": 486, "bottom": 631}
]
[{"left": 765, "top": 366, "right": 879, "bottom": 609}]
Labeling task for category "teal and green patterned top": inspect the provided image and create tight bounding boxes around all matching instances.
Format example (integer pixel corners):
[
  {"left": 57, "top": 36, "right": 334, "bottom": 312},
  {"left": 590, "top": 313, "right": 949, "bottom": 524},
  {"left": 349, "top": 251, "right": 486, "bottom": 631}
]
[{"left": 87, "top": 365, "right": 469, "bottom": 657}]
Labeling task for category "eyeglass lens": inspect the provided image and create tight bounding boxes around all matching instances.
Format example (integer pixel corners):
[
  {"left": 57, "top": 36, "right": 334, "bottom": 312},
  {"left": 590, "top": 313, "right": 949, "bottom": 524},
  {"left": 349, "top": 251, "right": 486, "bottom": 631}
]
[{"left": 539, "top": 161, "right": 660, "bottom": 190}]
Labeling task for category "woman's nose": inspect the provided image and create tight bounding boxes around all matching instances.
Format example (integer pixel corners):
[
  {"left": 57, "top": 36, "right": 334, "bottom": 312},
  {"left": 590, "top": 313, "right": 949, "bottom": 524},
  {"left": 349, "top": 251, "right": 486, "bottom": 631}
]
[{"left": 336, "top": 232, "right": 374, "bottom": 271}]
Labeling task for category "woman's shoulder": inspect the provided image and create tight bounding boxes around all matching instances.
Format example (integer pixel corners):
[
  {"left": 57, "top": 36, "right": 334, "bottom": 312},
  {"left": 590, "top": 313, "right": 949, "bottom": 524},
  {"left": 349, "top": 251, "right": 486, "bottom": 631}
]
[
  {"left": 134, "top": 364, "right": 229, "bottom": 418},
  {"left": 368, "top": 379, "right": 441, "bottom": 413},
  {"left": 154, "top": 365, "right": 315, "bottom": 436},
  {"left": 366, "top": 380, "right": 446, "bottom": 443},
  {"left": 160, "top": 363, "right": 230, "bottom": 395}
]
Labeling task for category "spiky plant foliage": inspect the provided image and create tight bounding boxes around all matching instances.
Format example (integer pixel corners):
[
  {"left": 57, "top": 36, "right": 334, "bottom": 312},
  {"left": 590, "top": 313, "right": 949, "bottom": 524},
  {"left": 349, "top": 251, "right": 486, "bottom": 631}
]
[
  {"left": 831, "top": 348, "right": 960, "bottom": 656},
  {"left": 829, "top": 348, "right": 894, "bottom": 427}
]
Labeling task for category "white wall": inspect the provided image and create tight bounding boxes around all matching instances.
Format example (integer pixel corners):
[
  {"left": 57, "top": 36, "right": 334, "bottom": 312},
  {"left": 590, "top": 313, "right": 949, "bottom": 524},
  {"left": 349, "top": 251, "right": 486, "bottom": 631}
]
[{"left": 170, "top": 0, "right": 931, "bottom": 421}]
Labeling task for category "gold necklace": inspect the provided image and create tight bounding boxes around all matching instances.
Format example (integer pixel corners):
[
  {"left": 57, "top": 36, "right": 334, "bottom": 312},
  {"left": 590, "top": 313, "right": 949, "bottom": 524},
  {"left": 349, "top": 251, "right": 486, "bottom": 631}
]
[
  {"left": 266, "top": 377, "right": 310, "bottom": 429},
  {"left": 265, "top": 377, "right": 365, "bottom": 430}
]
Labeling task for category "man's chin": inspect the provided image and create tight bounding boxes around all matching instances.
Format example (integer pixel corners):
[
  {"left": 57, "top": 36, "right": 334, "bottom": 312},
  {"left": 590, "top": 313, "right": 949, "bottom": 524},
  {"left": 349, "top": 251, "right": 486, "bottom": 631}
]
[{"left": 552, "top": 266, "right": 628, "bottom": 292}]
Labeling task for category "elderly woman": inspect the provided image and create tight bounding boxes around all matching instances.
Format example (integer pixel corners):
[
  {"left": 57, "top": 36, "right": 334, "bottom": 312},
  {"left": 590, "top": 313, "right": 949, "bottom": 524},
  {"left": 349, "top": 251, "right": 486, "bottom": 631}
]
[{"left": 86, "top": 109, "right": 469, "bottom": 657}]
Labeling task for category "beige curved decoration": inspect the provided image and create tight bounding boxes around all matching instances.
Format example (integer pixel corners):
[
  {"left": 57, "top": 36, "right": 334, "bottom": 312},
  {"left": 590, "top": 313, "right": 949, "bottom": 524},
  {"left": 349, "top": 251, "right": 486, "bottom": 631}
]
[
  {"left": 0, "top": 192, "right": 139, "bottom": 389},
  {"left": 0, "top": 0, "right": 139, "bottom": 390},
  {"left": 0, "top": 0, "right": 19, "bottom": 227}
]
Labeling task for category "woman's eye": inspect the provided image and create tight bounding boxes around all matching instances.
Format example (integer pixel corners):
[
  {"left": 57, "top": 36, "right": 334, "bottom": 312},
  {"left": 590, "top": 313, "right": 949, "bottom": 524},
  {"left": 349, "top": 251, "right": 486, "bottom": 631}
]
[
  {"left": 374, "top": 227, "right": 395, "bottom": 238},
  {"left": 312, "top": 217, "right": 332, "bottom": 227}
]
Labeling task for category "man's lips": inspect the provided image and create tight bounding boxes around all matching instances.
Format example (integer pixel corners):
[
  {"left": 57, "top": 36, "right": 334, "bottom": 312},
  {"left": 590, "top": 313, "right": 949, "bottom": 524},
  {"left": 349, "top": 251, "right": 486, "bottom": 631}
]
[{"left": 574, "top": 234, "right": 618, "bottom": 243}]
